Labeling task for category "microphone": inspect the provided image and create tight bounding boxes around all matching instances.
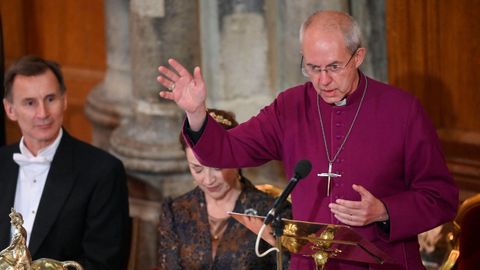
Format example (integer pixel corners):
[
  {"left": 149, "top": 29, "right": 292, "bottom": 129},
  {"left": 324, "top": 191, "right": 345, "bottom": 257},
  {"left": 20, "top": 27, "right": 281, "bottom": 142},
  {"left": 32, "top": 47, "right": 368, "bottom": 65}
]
[{"left": 264, "top": 159, "right": 312, "bottom": 225}]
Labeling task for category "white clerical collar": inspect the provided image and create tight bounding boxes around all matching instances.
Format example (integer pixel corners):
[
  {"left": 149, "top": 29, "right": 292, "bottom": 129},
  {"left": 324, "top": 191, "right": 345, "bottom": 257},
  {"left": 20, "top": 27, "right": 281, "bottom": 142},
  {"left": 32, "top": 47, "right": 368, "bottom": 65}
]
[
  {"left": 19, "top": 129, "right": 63, "bottom": 161},
  {"left": 334, "top": 99, "right": 347, "bottom": 106}
]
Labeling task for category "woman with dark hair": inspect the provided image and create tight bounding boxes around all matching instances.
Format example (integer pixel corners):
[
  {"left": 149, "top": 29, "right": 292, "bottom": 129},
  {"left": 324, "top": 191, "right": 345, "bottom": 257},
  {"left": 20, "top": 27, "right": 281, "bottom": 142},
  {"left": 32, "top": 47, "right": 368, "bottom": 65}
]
[{"left": 157, "top": 108, "right": 290, "bottom": 270}]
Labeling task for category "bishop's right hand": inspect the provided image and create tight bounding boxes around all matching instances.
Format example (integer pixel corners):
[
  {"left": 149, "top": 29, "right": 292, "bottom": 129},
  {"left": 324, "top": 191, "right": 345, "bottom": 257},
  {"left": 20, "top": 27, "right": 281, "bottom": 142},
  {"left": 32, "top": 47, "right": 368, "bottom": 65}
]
[{"left": 157, "top": 58, "right": 207, "bottom": 131}]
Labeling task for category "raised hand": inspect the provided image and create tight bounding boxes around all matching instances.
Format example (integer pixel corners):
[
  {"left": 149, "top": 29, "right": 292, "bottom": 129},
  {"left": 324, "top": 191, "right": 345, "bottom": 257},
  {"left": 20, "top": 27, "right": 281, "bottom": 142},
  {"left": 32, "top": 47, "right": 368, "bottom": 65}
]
[
  {"left": 328, "top": 184, "right": 389, "bottom": 226},
  {"left": 157, "top": 58, "right": 207, "bottom": 130}
]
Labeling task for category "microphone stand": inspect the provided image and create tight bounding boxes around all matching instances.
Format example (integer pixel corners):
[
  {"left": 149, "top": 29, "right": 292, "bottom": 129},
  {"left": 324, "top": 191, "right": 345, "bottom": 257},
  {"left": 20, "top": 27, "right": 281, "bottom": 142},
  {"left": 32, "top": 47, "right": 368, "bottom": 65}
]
[
  {"left": 272, "top": 208, "right": 285, "bottom": 270},
  {"left": 265, "top": 160, "right": 312, "bottom": 269}
]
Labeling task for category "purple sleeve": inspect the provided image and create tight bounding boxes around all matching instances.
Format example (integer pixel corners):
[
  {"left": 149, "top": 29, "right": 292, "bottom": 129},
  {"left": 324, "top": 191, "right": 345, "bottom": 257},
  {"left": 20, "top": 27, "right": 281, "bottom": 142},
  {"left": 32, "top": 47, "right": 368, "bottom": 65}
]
[
  {"left": 380, "top": 98, "right": 458, "bottom": 242},
  {"left": 182, "top": 98, "right": 286, "bottom": 169}
]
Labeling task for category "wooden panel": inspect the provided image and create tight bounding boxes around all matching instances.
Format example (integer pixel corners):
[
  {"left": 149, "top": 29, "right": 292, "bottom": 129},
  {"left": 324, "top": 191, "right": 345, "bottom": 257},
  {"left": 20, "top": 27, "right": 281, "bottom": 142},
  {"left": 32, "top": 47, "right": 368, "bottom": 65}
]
[
  {"left": 1, "top": 0, "right": 106, "bottom": 144},
  {"left": 387, "top": 0, "right": 480, "bottom": 196},
  {"left": 0, "top": 0, "right": 27, "bottom": 62}
]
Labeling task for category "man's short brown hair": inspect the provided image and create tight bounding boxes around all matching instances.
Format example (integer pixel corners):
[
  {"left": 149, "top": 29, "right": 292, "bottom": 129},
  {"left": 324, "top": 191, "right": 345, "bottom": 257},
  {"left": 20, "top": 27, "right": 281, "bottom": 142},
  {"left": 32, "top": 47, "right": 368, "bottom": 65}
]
[{"left": 4, "top": 55, "right": 66, "bottom": 101}]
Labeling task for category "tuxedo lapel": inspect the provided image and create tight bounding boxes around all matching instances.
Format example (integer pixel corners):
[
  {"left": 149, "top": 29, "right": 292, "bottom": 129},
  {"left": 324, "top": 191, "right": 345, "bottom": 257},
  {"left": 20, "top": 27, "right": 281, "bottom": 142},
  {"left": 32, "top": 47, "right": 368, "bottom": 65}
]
[
  {"left": 28, "top": 132, "right": 76, "bottom": 256},
  {"left": 0, "top": 145, "right": 20, "bottom": 249}
]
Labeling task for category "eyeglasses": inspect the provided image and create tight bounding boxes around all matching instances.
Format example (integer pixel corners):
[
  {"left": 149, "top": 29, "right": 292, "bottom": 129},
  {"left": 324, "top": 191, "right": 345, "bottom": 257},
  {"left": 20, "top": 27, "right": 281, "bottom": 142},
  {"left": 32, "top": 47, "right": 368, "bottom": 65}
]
[{"left": 300, "top": 49, "right": 359, "bottom": 77}]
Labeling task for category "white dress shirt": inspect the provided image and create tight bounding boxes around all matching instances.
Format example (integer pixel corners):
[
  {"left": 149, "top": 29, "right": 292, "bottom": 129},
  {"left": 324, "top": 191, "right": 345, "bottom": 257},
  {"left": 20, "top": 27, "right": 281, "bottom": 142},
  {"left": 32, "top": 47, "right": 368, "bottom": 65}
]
[{"left": 12, "top": 129, "right": 63, "bottom": 246}]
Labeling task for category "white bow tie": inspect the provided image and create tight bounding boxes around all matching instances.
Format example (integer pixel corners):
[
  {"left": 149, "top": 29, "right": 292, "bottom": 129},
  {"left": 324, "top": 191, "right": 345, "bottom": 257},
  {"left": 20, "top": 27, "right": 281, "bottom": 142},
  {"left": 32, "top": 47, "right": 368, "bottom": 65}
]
[{"left": 13, "top": 153, "right": 52, "bottom": 167}]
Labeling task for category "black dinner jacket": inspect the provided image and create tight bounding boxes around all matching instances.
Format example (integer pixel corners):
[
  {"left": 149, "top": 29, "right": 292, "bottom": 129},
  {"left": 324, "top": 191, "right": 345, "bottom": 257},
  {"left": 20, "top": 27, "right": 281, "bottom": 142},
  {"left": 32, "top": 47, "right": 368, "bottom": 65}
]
[{"left": 0, "top": 130, "right": 131, "bottom": 270}]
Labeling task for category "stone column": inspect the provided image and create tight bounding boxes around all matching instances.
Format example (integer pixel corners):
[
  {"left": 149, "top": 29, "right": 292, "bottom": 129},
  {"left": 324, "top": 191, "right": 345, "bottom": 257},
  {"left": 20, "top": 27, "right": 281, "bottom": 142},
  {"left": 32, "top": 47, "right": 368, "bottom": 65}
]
[
  {"left": 200, "top": 0, "right": 273, "bottom": 122},
  {"left": 200, "top": 0, "right": 287, "bottom": 185},
  {"left": 108, "top": 1, "right": 200, "bottom": 264},
  {"left": 85, "top": 0, "right": 133, "bottom": 149},
  {"left": 350, "top": 0, "right": 387, "bottom": 82},
  {"left": 109, "top": 0, "right": 200, "bottom": 196}
]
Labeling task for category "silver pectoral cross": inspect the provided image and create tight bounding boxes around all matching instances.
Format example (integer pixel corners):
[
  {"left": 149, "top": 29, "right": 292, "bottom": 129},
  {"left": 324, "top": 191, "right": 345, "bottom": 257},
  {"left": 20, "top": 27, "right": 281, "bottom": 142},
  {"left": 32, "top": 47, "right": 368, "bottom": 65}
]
[{"left": 317, "top": 162, "right": 341, "bottom": 196}]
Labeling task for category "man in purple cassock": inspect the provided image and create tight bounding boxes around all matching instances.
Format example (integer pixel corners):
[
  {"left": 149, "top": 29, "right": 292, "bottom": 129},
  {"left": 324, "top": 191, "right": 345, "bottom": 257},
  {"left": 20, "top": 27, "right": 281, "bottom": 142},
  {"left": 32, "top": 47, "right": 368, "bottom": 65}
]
[{"left": 157, "top": 10, "right": 458, "bottom": 270}]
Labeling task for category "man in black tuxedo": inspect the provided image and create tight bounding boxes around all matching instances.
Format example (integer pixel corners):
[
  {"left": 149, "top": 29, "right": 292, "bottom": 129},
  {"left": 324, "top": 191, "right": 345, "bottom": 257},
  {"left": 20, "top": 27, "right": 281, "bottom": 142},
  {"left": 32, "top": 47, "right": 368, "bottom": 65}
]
[{"left": 0, "top": 55, "right": 131, "bottom": 269}]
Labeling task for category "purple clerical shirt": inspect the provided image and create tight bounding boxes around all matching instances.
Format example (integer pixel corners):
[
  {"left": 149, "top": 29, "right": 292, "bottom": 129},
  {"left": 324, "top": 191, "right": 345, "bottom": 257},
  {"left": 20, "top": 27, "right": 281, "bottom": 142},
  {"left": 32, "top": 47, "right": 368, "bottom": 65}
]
[{"left": 185, "top": 72, "right": 458, "bottom": 270}]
